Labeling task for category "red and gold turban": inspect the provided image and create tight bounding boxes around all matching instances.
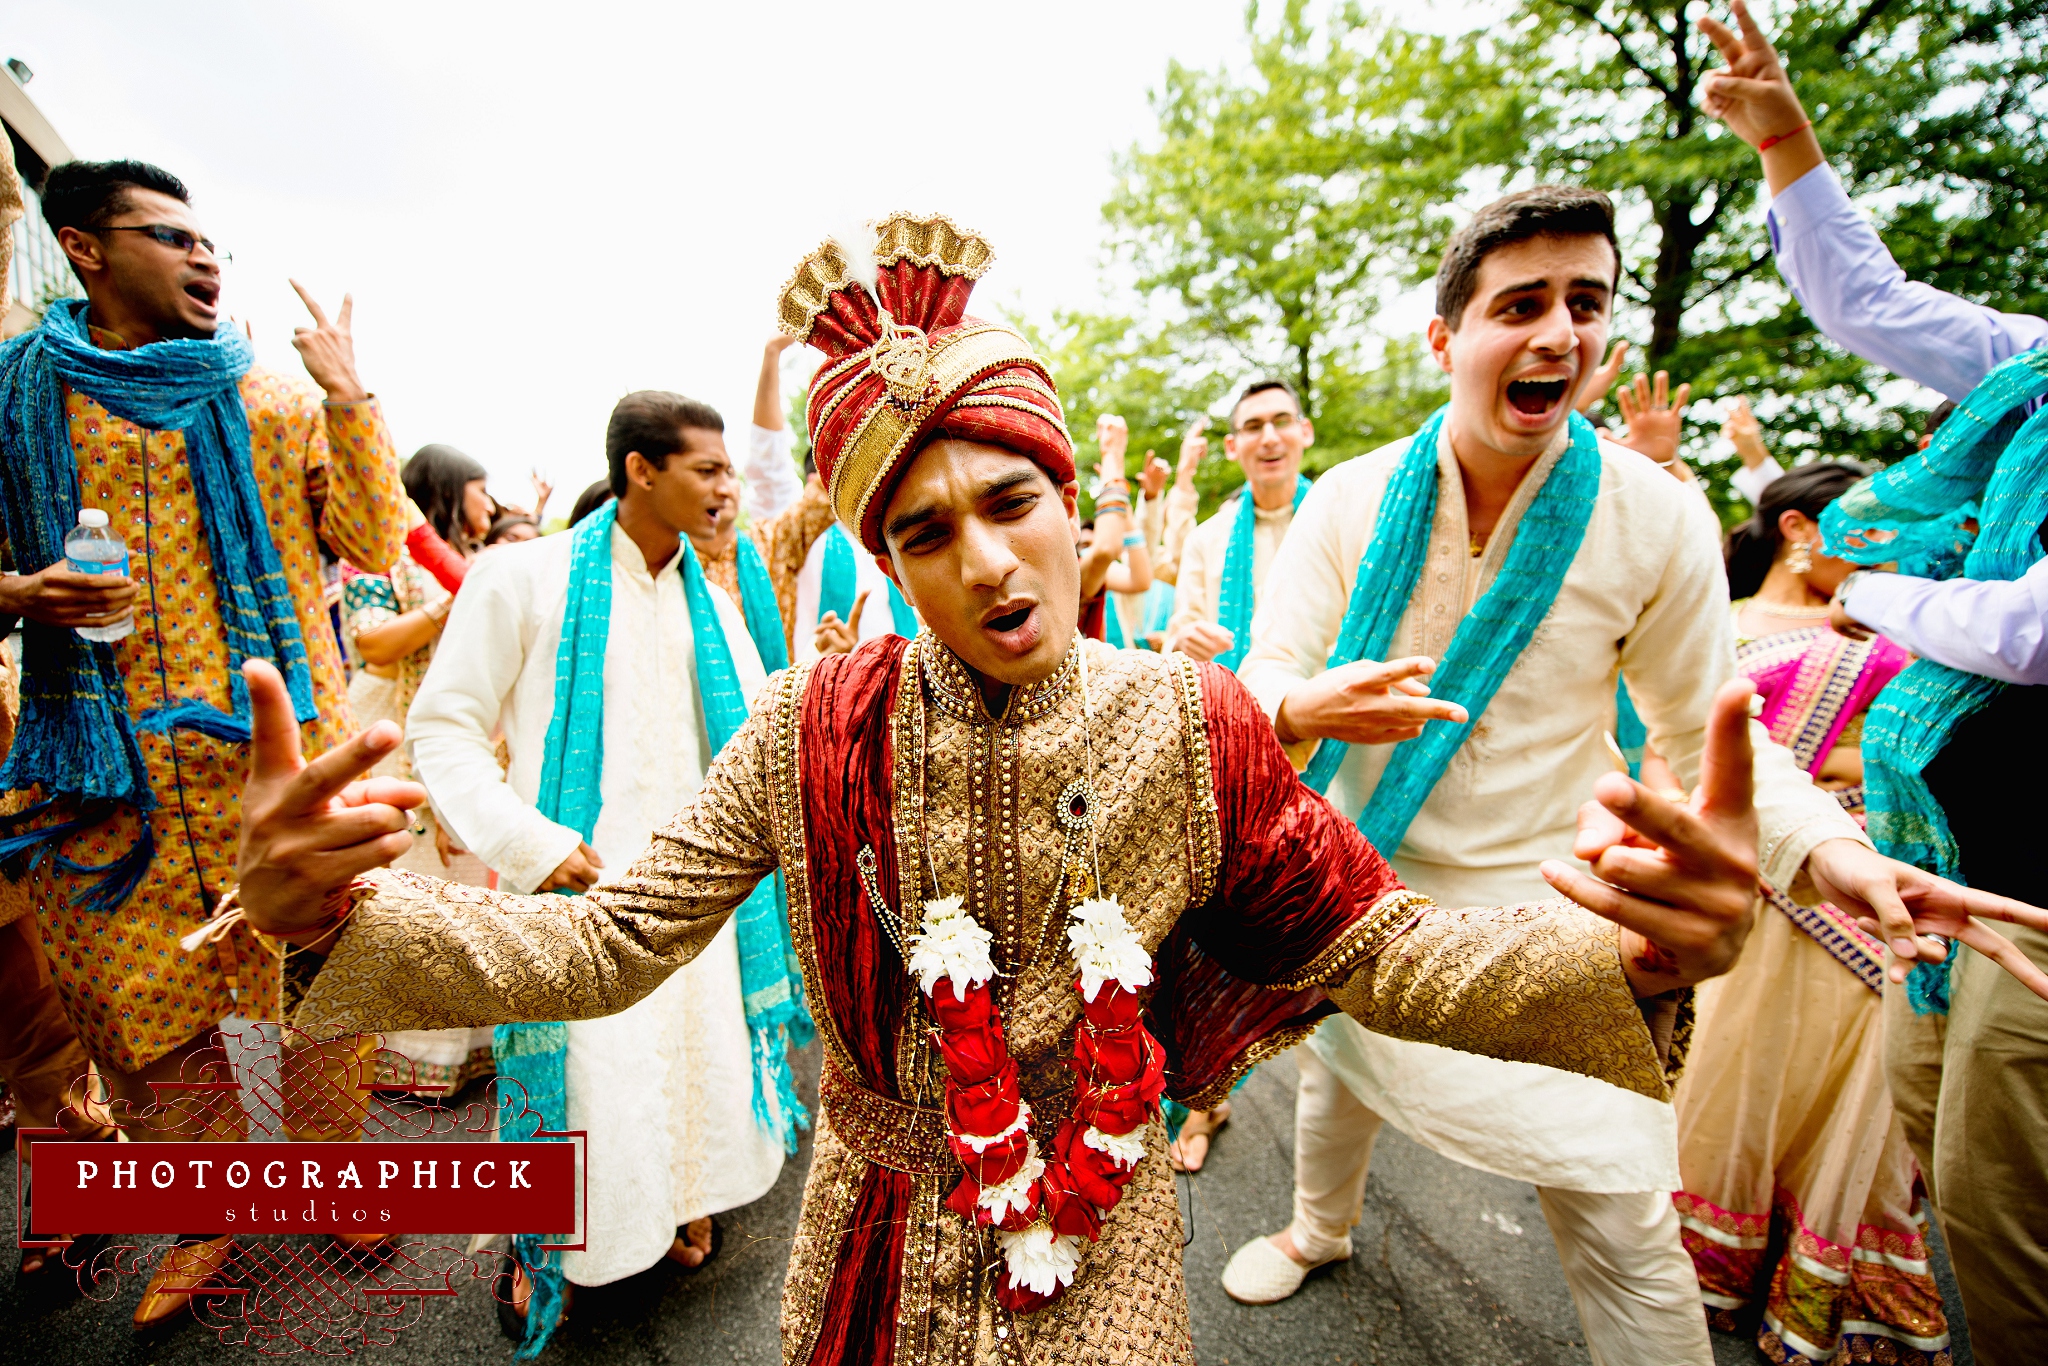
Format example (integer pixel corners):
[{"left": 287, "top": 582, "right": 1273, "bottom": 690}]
[{"left": 776, "top": 213, "right": 1074, "bottom": 551}]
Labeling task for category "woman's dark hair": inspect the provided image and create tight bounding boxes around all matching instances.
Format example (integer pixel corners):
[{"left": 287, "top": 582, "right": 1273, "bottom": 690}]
[
  {"left": 568, "top": 479, "right": 615, "bottom": 527},
  {"left": 402, "top": 444, "right": 490, "bottom": 551},
  {"left": 1724, "top": 460, "right": 1869, "bottom": 599},
  {"left": 483, "top": 514, "right": 537, "bottom": 546}
]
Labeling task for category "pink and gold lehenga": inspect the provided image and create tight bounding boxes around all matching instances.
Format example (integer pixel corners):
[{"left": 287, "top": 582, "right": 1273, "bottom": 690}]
[{"left": 1673, "top": 619, "right": 1952, "bottom": 1365}]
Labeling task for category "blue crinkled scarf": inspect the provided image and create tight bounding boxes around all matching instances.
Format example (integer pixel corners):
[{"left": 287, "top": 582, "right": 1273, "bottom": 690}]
[
  {"left": 1821, "top": 347, "right": 2048, "bottom": 1014},
  {"left": 1301, "top": 408, "right": 1602, "bottom": 855},
  {"left": 0, "top": 300, "right": 317, "bottom": 911},
  {"left": 1214, "top": 474, "right": 1310, "bottom": 671},
  {"left": 496, "top": 503, "right": 812, "bottom": 1357}
]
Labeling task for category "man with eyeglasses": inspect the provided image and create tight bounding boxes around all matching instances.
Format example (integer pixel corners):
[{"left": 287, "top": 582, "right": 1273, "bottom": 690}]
[
  {"left": 1163, "top": 380, "right": 1316, "bottom": 668},
  {"left": 0, "top": 159, "right": 405, "bottom": 1325}
]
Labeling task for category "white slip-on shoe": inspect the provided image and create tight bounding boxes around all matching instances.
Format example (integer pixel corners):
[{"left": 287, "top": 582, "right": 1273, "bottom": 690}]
[{"left": 1220, "top": 1233, "right": 1351, "bottom": 1305}]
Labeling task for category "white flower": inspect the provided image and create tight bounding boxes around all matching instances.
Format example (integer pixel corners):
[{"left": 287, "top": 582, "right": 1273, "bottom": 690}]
[
  {"left": 955, "top": 1101, "right": 1032, "bottom": 1154},
  {"left": 906, "top": 896, "right": 995, "bottom": 1000},
  {"left": 997, "top": 1224, "right": 1082, "bottom": 1297},
  {"left": 1065, "top": 897, "right": 1153, "bottom": 1002},
  {"left": 976, "top": 1145, "right": 1046, "bottom": 1224},
  {"left": 1081, "top": 1124, "right": 1145, "bottom": 1168}
]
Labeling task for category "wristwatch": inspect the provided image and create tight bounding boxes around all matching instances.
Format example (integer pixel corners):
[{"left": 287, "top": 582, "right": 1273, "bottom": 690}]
[{"left": 1832, "top": 569, "right": 1875, "bottom": 609}]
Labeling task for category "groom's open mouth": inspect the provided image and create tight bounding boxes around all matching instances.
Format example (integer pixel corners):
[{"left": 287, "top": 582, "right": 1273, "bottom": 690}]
[
  {"left": 980, "top": 598, "right": 1042, "bottom": 656},
  {"left": 1505, "top": 377, "right": 1570, "bottom": 417}
]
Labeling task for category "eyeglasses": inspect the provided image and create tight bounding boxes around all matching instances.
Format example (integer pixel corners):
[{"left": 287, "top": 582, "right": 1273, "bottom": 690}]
[
  {"left": 95, "top": 224, "right": 232, "bottom": 263},
  {"left": 1233, "top": 412, "right": 1298, "bottom": 437}
]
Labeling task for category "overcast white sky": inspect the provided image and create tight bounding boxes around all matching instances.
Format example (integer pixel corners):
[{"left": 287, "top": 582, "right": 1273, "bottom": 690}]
[{"left": 6, "top": 1, "right": 1264, "bottom": 508}]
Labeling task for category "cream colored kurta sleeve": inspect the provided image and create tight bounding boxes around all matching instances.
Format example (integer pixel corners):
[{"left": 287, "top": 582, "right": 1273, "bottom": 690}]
[
  {"left": 290, "top": 701, "right": 784, "bottom": 1035},
  {"left": 405, "top": 540, "right": 584, "bottom": 894},
  {"left": 1615, "top": 474, "right": 1869, "bottom": 894},
  {"left": 1155, "top": 483, "right": 1200, "bottom": 585},
  {"left": 1167, "top": 510, "right": 1225, "bottom": 638}
]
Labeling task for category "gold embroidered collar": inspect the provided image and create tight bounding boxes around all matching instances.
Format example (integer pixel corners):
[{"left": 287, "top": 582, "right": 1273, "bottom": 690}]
[{"left": 918, "top": 633, "right": 1080, "bottom": 727}]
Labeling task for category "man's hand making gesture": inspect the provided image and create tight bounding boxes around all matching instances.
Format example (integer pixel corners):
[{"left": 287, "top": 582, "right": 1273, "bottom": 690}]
[
  {"left": 289, "top": 280, "right": 369, "bottom": 403},
  {"left": 1543, "top": 678, "right": 2048, "bottom": 998},
  {"left": 236, "top": 659, "right": 421, "bottom": 941},
  {"left": 1697, "top": 1, "right": 1827, "bottom": 193}
]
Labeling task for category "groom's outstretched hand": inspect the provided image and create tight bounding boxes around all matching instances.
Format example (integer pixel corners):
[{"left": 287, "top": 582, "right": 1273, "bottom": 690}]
[
  {"left": 1541, "top": 678, "right": 1761, "bottom": 996},
  {"left": 236, "top": 659, "right": 424, "bottom": 940}
]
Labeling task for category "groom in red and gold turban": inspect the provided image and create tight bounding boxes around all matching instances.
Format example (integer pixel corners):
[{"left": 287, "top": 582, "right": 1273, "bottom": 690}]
[{"left": 232, "top": 212, "right": 1791, "bottom": 1365}]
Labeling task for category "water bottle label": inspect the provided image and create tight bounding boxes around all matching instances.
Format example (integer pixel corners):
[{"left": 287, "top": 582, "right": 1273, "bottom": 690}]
[{"left": 68, "top": 553, "right": 129, "bottom": 577}]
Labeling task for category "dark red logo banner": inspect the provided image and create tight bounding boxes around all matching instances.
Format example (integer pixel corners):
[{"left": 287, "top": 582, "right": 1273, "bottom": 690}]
[{"left": 32, "top": 1141, "right": 576, "bottom": 1236}]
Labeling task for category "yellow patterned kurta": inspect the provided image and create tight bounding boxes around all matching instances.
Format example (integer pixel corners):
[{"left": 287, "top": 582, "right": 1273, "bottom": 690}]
[
  {"left": 12, "top": 330, "right": 403, "bottom": 1071},
  {"left": 290, "top": 639, "right": 1670, "bottom": 1364}
]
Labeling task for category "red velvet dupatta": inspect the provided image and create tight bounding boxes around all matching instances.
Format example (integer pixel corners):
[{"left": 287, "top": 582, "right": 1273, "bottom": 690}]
[{"left": 792, "top": 640, "right": 1412, "bottom": 1365}]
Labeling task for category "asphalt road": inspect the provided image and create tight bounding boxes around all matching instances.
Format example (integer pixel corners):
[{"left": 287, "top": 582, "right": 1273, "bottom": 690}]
[{"left": 2, "top": 1045, "right": 1972, "bottom": 1365}]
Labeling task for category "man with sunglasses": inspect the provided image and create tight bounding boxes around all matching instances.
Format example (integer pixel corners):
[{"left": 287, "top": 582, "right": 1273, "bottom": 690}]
[{"left": 0, "top": 159, "right": 405, "bottom": 1326}]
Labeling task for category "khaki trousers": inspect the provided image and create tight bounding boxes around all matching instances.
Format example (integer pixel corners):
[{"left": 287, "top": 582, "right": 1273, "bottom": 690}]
[
  {"left": 1290, "top": 1049, "right": 1712, "bottom": 1366},
  {"left": 1883, "top": 921, "right": 2048, "bottom": 1366}
]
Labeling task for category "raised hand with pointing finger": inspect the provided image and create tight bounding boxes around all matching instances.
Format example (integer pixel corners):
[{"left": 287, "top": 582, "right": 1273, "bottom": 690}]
[
  {"left": 288, "top": 279, "right": 368, "bottom": 402},
  {"left": 815, "top": 589, "right": 869, "bottom": 656}
]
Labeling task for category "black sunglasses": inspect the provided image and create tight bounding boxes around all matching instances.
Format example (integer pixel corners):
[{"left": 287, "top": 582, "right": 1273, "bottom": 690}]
[{"left": 95, "top": 224, "right": 232, "bottom": 263}]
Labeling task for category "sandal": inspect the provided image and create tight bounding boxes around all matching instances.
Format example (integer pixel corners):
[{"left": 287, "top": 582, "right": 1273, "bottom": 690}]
[
  {"left": 1168, "top": 1101, "right": 1232, "bottom": 1173},
  {"left": 494, "top": 1258, "right": 571, "bottom": 1341},
  {"left": 665, "top": 1216, "right": 723, "bottom": 1272},
  {"left": 132, "top": 1234, "right": 235, "bottom": 1328}
]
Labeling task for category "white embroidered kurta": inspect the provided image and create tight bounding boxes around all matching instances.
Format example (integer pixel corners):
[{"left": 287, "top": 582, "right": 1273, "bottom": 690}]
[
  {"left": 1167, "top": 488, "right": 1298, "bottom": 643},
  {"left": 406, "top": 524, "right": 783, "bottom": 1283},
  {"left": 1239, "top": 427, "right": 1867, "bottom": 1192}
]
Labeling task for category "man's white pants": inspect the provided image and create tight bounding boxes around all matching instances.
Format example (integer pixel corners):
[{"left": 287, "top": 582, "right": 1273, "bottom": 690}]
[{"left": 1289, "top": 1050, "right": 1711, "bottom": 1366}]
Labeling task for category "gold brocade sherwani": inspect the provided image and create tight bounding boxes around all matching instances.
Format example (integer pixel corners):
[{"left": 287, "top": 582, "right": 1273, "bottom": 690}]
[
  {"left": 7, "top": 332, "right": 403, "bottom": 1071},
  {"left": 290, "top": 637, "right": 1671, "bottom": 1365}
]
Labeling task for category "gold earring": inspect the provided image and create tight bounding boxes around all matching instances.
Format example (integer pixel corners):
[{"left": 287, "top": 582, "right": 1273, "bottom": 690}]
[{"left": 1786, "top": 539, "right": 1814, "bottom": 575}]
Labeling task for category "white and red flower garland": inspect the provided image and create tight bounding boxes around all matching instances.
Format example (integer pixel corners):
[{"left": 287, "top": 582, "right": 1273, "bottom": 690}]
[{"left": 906, "top": 893, "right": 1166, "bottom": 1314}]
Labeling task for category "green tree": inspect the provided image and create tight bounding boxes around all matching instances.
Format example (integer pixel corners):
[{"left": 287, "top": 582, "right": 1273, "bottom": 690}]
[
  {"left": 1083, "top": 0, "right": 2048, "bottom": 521},
  {"left": 1090, "top": 0, "right": 1503, "bottom": 512},
  {"left": 1498, "top": 0, "right": 2048, "bottom": 513}
]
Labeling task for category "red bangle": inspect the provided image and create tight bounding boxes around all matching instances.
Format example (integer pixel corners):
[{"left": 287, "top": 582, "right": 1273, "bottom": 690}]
[{"left": 1757, "top": 119, "right": 1812, "bottom": 153}]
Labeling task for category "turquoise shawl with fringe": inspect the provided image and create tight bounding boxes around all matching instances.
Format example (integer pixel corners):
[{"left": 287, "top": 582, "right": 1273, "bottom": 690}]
[
  {"left": 496, "top": 503, "right": 812, "bottom": 1357},
  {"left": 1300, "top": 409, "right": 1602, "bottom": 854},
  {"left": 1821, "top": 347, "right": 2048, "bottom": 1014}
]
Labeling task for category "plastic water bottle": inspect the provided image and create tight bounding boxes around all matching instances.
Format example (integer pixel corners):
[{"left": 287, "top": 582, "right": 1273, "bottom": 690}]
[{"left": 64, "top": 508, "right": 135, "bottom": 643}]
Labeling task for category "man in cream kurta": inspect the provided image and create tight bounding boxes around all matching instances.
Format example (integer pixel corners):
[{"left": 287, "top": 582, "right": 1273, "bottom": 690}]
[
  {"left": 1229, "top": 187, "right": 1873, "bottom": 1365},
  {"left": 1237, "top": 417, "right": 1864, "bottom": 1359},
  {"left": 1164, "top": 381, "right": 1315, "bottom": 662},
  {"left": 406, "top": 511, "right": 783, "bottom": 1287}
]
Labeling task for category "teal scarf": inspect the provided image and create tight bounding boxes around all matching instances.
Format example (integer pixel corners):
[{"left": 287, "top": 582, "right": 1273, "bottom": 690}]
[
  {"left": 497, "top": 504, "right": 813, "bottom": 1356},
  {"left": 1301, "top": 409, "right": 1602, "bottom": 854},
  {"left": 1215, "top": 474, "right": 1311, "bottom": 671},
  {"left": 0, "top": 300, "right": 319, "bottom": 911},
  {"left": 735, "top": 535, "right": 790, "bottom": 673},
  {"left": 1821, "top": 347, "right": 2048, "bottom": 1014},
  {"left": 820, "top": 521, "right": 917, "bottom": 638}
]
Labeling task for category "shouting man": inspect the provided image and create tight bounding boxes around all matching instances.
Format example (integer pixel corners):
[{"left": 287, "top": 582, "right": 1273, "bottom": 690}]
[
  {"left": 1230, "top": 186, "right": 2048, "bottom": 1365},
  {"left": 0, "top": 159, "right": 405, "bottom": 1324},
  {"left": 401, "top": 390, "right": 811, "bottom": 1350}
]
